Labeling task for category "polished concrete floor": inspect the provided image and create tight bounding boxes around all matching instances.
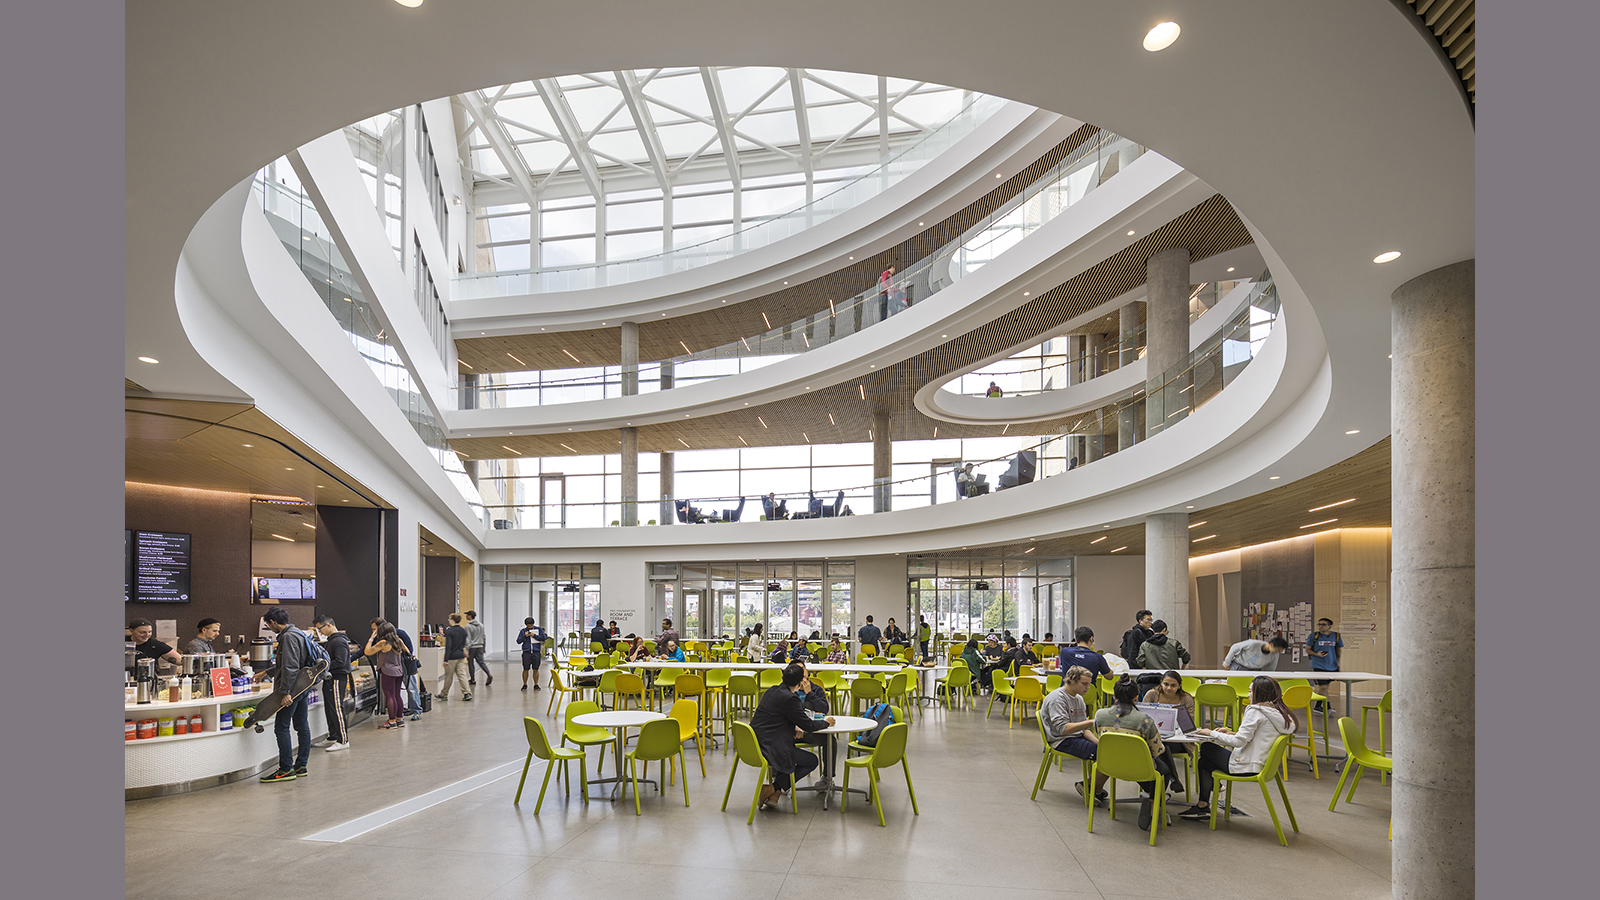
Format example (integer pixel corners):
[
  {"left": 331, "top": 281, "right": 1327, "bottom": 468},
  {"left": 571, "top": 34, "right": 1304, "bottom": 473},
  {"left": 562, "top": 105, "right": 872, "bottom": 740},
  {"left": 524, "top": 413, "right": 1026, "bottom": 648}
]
[{"left": 125, "top": 663, "right": 1394, "bottom": 899}]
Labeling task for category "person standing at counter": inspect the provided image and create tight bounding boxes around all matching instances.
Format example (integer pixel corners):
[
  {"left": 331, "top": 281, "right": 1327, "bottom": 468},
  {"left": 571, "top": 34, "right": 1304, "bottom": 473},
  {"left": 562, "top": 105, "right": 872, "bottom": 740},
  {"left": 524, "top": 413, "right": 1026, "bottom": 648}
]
[
  {"left": 185, "top": 618, "right": 221, "bottom": 655},
  {"left": 464, "top": 610, "right": 492, "bottom": 687},
  {"left": 313, "top": 615, "right": 351, "bottom": 752},
  {"left": 437, "top": 613, "right": 472, "bottom": 701},
  {"left": 128, "top": 618, "right": 180, "bottom": 665},
  {"left": 365, "top": 622, "right": 408, "bottom": 729},
  {"left": 255, "top": 607, "right": 316, "bottom": 783}
]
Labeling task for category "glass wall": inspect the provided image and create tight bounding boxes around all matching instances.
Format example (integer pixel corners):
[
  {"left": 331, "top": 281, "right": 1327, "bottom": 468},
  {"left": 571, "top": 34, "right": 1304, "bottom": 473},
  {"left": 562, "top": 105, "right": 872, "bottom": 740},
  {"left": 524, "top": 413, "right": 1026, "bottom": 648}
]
[
  {"left": 907, "top": 557, "right": 1069, "bottom": 640},
  {"left": 653, "top": 560, "right": 854, "bottom": 641},
  {"left": 480, "top": 563, "right": 600, "bottom": 658}
]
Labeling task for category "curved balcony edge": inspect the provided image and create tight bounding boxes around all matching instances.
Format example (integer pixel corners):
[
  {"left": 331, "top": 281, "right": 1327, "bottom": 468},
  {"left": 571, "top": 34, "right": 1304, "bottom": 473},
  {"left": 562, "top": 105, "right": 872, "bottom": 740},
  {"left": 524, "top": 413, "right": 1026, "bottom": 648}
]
[{"left": 446, "top": 103, "right": 1079, "bottom": 334}]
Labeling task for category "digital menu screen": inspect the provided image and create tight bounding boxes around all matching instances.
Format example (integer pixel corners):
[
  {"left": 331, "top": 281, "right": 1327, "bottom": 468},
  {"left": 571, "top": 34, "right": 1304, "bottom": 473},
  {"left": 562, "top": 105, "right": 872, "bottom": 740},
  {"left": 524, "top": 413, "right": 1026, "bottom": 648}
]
[
  {"left": 133, "top": 531, "right": 191, "bottom": 603},
  {"left": 125, "top": 530, "right": 132, "bottom": 603},
  {"left": 255, "top": 576, "right": 316, "bottom": 602}
]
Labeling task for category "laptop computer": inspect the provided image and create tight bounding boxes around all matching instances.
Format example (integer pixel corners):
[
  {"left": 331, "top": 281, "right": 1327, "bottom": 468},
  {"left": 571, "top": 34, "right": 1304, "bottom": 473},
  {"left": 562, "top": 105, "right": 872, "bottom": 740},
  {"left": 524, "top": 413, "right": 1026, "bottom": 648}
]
[{"left": 1136, "top": 703, "right": 1180, "bottom": 738}]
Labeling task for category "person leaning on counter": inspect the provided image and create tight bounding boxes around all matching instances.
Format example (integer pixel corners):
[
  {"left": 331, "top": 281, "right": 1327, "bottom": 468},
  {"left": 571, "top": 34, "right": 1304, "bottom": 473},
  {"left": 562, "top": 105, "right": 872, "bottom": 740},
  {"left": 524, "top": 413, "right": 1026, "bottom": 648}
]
[{"left": 128, "top": 618, "right": 181, "bottom": 665}]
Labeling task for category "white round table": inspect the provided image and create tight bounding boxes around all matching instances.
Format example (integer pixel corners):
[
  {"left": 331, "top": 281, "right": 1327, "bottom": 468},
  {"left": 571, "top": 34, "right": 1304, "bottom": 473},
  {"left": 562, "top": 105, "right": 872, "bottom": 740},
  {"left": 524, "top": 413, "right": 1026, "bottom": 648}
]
[
  {"left": 573, "top": 710, "right": 667, "bottom": 800},
  {"left": 797, "top": 714, "right": 879, "bottom": 810}
]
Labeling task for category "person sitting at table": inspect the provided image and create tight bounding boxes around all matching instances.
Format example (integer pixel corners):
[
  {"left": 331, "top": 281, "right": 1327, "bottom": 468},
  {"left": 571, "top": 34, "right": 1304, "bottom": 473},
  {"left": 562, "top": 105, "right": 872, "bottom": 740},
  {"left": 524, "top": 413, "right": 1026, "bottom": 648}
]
[
  {"left": 751, "top": 663, "right": 835, "bottom": 810},
  {"left": 623, "top": 635, "right": 650, "bottom": 662},
  {"left": 792, "top": 660, "right": 834, "bottom": 769},
  {"left": 1040, "top": 665, "right": 1102, "bottom": 805},
  {"left": 1094, "top": 675, "right": 1184, "bottom": 829},
  {"left": 1180, "top": 676, "right": 1297, "bottom": 820},
  {"left": 768, "top": 638, "right": 791, "bottom": 664},
  {"left": 883, "top": 618, "right": 908, "bottom": 647},
  {"left": 960, "top": 638, "right": 986, "bottom": 690},
  {"left": 1011, "top": 636, "right": 1041, "bottom": 669},
  {"left": 608, "top": 621, "right": 621, "bottom": 640},
  {"left": 658, "top": 638, "right": 686, "bottom": 662},
  {"left": 1143, "top": 669, "right": 1198, "bottom": 774},
  {"left": 808, "top": 630, "right": 823, "bottom": 642},
  {"left": 589, "top": 618, "right": 614, "bottom": 652},
  {"left": 825, "top": 637, "right": 850, "bottom": 664},
  {"left": 787, "top": 639, "right": 815, "bottom": 663}
]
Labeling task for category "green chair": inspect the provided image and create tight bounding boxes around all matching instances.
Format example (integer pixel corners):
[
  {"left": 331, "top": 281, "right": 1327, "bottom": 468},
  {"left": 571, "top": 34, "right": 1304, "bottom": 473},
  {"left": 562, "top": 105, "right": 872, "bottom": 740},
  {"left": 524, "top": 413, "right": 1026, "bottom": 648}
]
[
  {"left": 986, "top": 674, "right": 1015, "bottom": 718},
  {"left": 545, "top": 669, "right": 583, "bottom": 716},
  {"left": 1280, "top": 677, "right": 1332, "bottom": 757},
  {"left": 559, "top": 700, "right": 616, "bottom": 778},
  {"left": 666, "top": 698, "right": 707, "bottom": 780},
  {"left": 1180, "top": 676, "right": 1202, "bottom": 696},
  {"left": 703, "top": 668, "right": 732, "bottom": 726},
  {"left": 514, "top": 717, "right": 588, "bottom": 813},
  {"left": 849, "top": 674, "right": 885, "bottom": 715},
  {"left": 758, "top": 668, "right": 782, "bottom": 689},
  {"left": 1210, "top": 733, "right": 1299, "bottom": 845},
  {"left": 1329, "top": 716, "right": 1393, "bottom": 812},
  {"left": 814, "top": 669, "right": 843, "bottom": 709},
  {"left": 626, "top": 718, "right": 690, "bottom": 816},
  {"left": 615, "top": 672, "right": 648, "bottom": 711},
  {"left": 1088, "top": 732, "right": 1167, "bottom": 845},
  {"left": 1044, "top": 673, "right": 1063, "bottom": 693},
  {"left": 1195, "top": 683, "right": 1238, "bottom": 730},
  {"left": 936, "top": 666, "right": 973, "bottom": 710},
  {"left": 849, "top": 705, "right": 904, "bottom": 755},
  {"left": 1227, "top": 675, "right": 1255, "bottom": 723},
  {"left": 842, "top": 721, "right": 918, "bottom": 826},
  {"left": 593, "top": 652, "right": 614, "bottom": 669},
  {"left": 1362, "top": 690, "right": 1393, "bottom": 784},
  {"left": 590, "top": 640, "right": 605, "bottom": 654},
  {"left": 883, "top": 671, "right": 915, "bottom": 724},
  {"left": 596, "top": 670, "right": 622, "bottom": 710},
  {"left": 1011, "top": 676, "right": 1045, "bottom": 729},
  {"left": 723, "top": 673, "right": 761, "bottom": 753},
  {"left": 721, "top": 721, "right": 796, "bottom": 823},
  {"left": 1032, "top": 714, "right": 1092, "bottom": 802},
  {"left": 1279, "top": 684, "right": 1320, "bottom": 779}
]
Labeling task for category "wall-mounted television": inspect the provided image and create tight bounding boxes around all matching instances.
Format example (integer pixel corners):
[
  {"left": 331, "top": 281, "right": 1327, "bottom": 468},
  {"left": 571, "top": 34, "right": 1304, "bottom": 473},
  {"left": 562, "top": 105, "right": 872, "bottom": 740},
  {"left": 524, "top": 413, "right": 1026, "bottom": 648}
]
[
  {"left": 130, "top": 530, "right": 191, "bottom": 603},
  {"left": 254, "top": 576, "right": 316, "bottom": 602}
]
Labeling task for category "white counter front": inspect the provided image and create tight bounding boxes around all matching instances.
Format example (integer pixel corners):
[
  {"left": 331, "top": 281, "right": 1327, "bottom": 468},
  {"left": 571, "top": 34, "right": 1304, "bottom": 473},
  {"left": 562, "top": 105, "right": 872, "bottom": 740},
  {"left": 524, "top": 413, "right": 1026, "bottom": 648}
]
[{"left": 125, "top": 688, "right": 325, "bottom": 800}]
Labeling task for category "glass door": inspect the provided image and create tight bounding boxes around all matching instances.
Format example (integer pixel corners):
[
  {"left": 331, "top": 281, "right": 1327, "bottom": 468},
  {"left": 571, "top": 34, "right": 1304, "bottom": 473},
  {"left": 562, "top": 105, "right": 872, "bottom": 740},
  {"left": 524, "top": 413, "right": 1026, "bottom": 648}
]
[
  {"left": 540, "top": 475, "right": 565, "bottom": 528},
  {"left": 795, "top": 562, "right": 823, "bottom": 638}
]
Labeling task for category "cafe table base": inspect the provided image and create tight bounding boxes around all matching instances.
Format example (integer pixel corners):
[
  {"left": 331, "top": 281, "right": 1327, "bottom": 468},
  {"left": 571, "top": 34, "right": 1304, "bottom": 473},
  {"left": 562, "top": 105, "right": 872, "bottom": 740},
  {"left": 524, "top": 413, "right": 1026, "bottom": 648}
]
[
  {"left": 793, "top": 715, "right": 877, "bottom": 811},
  {"left": 571, "top": 710, "right": 668, "bottom": 802}
]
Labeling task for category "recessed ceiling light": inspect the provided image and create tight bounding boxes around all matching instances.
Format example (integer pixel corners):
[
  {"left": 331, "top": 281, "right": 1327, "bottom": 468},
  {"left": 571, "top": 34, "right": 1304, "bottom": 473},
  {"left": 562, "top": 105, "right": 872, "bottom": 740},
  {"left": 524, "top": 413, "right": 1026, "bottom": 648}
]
[
  {"left": 1143, "top": 21, "right": 1181, "bottom": 51},
  {"left": 137, "top": 356, "right": 159, "bottom": 364},
  {"left": 271, "top": 534, "right": 295, "bottom": 542},
  {"left": 284, "top": 467, "right": 294, "bottom": 471},
  {"left": 1373, "top": 251, "right": 1402, "bottom": 264},
  {"left": 1090, "top": 536, "right": 1107, "bottom": 544},
  {"left": 783, "top": 281, "right": 788, "bottom": 285},
  {"left": 601, "top": 322, "right": 607, "bottom": 326},
  {"left": 1111, "top": 546, "right": 1128, "bottom": 553},
  {"left": 394, "top": 0, "right": 424, "bottom": 7},
  {"left": 1300, "top": 519, "right": 1340, "bottom": 530},
  {"left": 1188, "top": 520, "right": 1207, "bottom": 528},
  {"left": 941, "top": 334, "right": 948, "bottom": 338},
  {"left": 316, "top": 485, "right": 324, "bottom": 489},
  {"left": 1191, "top": 534, "right": 1217, "bottom": 543},
  {"left": 1185, "top": 505, "right": 1193, "bottom": 509},
  {"left": 302, "top": 235, "right": 311, "bottom": 241},
  {"left": 918, "top": 222, "right": 924, "bottom": 226},
  {"left": 1345, "top": 429, "right": 1360, "bottom": 435},
  {"left": 1309, "top": 498, "right": 1358, "bottom": 513},
  {"left": 849, "top": 256, "right": 853, "bottom": 260},
  {"left": 241, "top": 443, "right": 253, "bottom": 448},
  {"left": 869, "top": 364, "right": 875, "bottom": 368},
  {"left": 1226, "top": 267, "right": 1236, "bottom": 273},
  {"left": 1127, "top": 230, "right": 1136, "bottom": 236},
  {"left": 1268, "top": 475, "right": 1280, "bottom": 480},
  {"left": 995, "top": 173, "right": 1003, "bottom": 178},
  {"left": 1023, "top": 292, "right": 1030, "bottom": 296}
]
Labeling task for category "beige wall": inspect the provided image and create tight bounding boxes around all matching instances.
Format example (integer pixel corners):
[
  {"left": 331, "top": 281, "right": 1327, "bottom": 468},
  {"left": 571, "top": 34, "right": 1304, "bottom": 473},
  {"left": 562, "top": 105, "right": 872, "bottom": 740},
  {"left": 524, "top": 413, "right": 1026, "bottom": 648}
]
[{"left": 1073, "top": 555, "right": 1146, "bottom": 648}]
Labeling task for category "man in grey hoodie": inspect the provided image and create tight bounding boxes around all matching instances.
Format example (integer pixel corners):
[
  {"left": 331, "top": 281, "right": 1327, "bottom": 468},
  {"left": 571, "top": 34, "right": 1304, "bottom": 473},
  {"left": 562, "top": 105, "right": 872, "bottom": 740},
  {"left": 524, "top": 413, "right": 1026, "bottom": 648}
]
[
  {"left": 1135, "top": 620, "right": 1191, "bottom": 670},
  {"left": 464, "top": 610, "right": 492, "bottom": 686}
]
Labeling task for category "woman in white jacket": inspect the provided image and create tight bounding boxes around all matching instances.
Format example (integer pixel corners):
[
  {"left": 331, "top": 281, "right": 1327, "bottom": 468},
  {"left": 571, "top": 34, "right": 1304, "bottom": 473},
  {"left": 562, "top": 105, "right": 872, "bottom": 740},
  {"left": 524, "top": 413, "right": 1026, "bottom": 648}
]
[
  {"left": 1179, "top": 676, "right": 1297, "bottom": 819},
  {"left": 744, "top": 622, "right": 766, "bottom": 661}
]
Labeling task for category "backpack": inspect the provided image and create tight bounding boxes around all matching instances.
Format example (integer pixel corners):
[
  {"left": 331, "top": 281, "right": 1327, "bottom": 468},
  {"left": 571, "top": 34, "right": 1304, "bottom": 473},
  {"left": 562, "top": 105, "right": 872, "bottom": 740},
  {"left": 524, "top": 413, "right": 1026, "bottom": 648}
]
[
  {"left": 857, "top": 701, "right": 896, "bottom": 747},
  {"left": 300, "top": 629, "right": 329, "bottom": 666}
]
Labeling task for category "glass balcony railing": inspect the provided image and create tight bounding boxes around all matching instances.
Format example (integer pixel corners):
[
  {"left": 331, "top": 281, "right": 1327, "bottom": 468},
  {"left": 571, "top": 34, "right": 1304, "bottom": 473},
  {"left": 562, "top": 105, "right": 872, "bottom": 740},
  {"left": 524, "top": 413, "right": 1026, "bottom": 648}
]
[
  {"left": 463, "top": 129, "right": 1153, "bottom": 409},
  {"left": 453, "top": 92, "right": 1008, "bottom": 300},
  {"left": 251, "top": 168, "right": 487, "bottom": 521},
  {"left": 944, "top": 279, "right": 1256, "bottom": 398},
  {"left": 478, "top": 273, "right": 1277, "bottom": 529}
]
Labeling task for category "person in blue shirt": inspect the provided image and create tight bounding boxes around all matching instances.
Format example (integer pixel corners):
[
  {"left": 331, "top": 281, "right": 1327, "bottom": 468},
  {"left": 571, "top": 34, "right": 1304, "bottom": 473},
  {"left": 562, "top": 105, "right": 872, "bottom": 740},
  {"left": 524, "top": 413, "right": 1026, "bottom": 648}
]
[
  {"left": 516, "top": 617, "right": 548, "bottom": 691},
  {"left": 858, "top": 616, "right": 883, "bottom": 655},
  {"left": 1306, "top": 618, "right": 1343, "bottom": 712},
  {"left": 658, "top": 638, "right": 686, "bottom": 662},
  {"left": 1056, "top": 626, "right": 1112, "bottom": 681}
]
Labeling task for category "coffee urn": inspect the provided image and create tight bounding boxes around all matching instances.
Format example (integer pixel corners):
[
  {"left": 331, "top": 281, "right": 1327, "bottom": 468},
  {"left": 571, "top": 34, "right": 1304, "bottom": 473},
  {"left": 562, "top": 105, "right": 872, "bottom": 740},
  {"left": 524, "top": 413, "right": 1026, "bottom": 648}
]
[
  {"left": 134, "top": 658, "right": 157, "bottom": 704},
  {"left": 249, "top": 637, "right": 275, "bottom": 673}
]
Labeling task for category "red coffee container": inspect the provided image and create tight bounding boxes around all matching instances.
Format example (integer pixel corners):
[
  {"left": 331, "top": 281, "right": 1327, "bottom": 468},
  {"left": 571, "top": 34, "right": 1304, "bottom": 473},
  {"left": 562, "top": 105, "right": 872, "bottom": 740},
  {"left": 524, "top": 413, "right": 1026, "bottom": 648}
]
[
  {"left": 137, "top": 719, "right": 158, "bottom": 739},
  {"left": 125, "top": 721, "right": 137, "bottom": 741}
]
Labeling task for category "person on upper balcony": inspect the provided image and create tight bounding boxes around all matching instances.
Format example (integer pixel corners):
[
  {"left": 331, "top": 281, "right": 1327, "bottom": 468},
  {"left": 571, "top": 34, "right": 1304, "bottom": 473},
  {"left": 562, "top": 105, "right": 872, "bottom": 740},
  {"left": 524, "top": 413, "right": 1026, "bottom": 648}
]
[
  {"left": 986, "top": 381, "right": 1003, "bottom": 398},
  {"left": 877, "top": 263, "right": 897, "bottom": 321}
]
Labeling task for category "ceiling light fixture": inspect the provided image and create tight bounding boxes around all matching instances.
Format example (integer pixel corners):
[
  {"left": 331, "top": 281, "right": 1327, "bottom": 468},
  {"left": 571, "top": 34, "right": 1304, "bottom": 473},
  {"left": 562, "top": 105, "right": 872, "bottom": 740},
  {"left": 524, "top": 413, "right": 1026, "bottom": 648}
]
[
  {"left": 561, "top": 349, "right": 580, "bottom": 363},
  {"left": 459, "top": 360, "right": 474, "bottom": 370},
  {"left": 739, "top": 436, "right": 748, "bottom": 446},
  {"left": 802, "top": 433, "right": 810, "bottom": 443},
  {"left": 918, "top": 222, "right": 924, "bottom": 226},
  {"left": 1345, "top": 429, "right": 1360, "bottom": 435},
  {"left": 1269, "top": 475, "right": 1281, "bottom": 480},
  {"left": 1143, "top": 21, "right": 1181, "bottom": 51},
  {"left": 137, "top": 356, "right": 159, "bottom": 364},
  {"left": 941, "top": 334, "right": 948, "bottom": 338},
  {"left": 995, "top": 173, "right": 1003, "bottom": 179},
  {"left": 1185, "top": 505, "right": 1194, "bottom": 509},
  {"left": 271, "top": 534, "right": 295, "bottom": 542},
  {"left": 1301, "top": 519, "right": 1340, "bottom": 529},
  {"left": 678, "top": 438, "right": 690, "bottom": 448},
  {"left": 241, "top": 443, "right": 253, "bottom": 448},
  {"left": 393, "top": 0, "right": 424, "bottom": 7},
  {"left": 1309, "top": 498, "right": 1358, "bottom": 513},
  {"left": 1024, "top": 547, "right": 1036, "bottom": 553},
  {"left": 762, "top": 312, "right": 772, "bottom": 329},
  {"left": 1373, "top": 251, "right": 1402, "bottom": 264},
  {"left": 1192, "top": 534, "right": 1217, "bottom": 543},
  {"left": 1188, "top": 520, "right": 1207, "bottom": 528},
  {"left": 502, "top": 445, "right": 520, "bottom": 455},
  {"left": 758, "top": 416, "right": 768, "bottom": 428},
  {"left": 859, "top": 385, "right": 866, "bottom": 400},
  {"left": 1111, "top": 546, "right": 1128, "bottom": 553},
  {"left": 559, "top": 443, "right": 575, "bottom": 452},
  {"left": 1023, "top": 292, "right": 1030, "bottom": 296},
  {"left": 828, "top": 413, "right": 836, "bottom": 425},
  {"left": 284, "top": 467, "right": 294, "bottom": 471},
  {"left": 507, "top": 352, "right": 526, "bottom": 365},
  {"left": 1090, "top": 536, "right": 1107, "bottom": 544},
  {"left": 1226, "top": 267, "right": 1236, "bottom": 273}
]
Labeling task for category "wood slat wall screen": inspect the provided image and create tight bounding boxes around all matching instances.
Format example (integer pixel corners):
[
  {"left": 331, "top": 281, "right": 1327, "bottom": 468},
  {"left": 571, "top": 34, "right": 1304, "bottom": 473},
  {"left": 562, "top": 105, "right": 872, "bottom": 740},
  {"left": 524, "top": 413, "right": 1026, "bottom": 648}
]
[
  {"left": 1407, "top": 0, "right": 1475, "bottom": 104},
  {"left": 455, "top": 125, "right": 1102, "bottom": 373},
  {"left": 454, "top": 194, "right": 1253, "bottom": 460}
]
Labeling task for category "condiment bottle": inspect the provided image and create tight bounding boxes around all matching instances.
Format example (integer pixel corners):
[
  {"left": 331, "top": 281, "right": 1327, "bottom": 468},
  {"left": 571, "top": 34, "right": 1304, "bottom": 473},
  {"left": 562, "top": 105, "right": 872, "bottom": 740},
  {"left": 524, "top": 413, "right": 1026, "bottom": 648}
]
[{"left": 167, "top": 676, "right": 181, "bottom": 703}]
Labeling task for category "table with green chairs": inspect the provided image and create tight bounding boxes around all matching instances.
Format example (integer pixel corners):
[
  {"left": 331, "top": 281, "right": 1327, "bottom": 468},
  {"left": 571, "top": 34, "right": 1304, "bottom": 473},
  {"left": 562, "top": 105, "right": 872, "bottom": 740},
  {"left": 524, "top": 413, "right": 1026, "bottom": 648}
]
[
  {"left": 795, "top": 713, "right": 880, "bottom": 811},
  {"left": 572, "top": 709, "right": 668, "bottom": 802}
]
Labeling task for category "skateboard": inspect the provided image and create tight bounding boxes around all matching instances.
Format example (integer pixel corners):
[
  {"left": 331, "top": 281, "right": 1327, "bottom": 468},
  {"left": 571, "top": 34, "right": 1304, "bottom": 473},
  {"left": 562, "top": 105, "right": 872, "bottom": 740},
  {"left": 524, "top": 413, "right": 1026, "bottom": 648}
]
[{"left": 245, "top": 658, "right": 331, "bottom": 732}]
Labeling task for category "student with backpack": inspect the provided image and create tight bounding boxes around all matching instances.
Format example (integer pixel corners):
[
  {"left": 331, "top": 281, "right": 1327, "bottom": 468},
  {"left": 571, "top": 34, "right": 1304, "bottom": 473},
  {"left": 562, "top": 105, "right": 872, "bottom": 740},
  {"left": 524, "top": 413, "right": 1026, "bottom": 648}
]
[
  {"left": 1120, "top": 610, "right": 1155, "bottom": 667},
  {"left": 255, "top": 607, "right": 327, "bottom": 783}
]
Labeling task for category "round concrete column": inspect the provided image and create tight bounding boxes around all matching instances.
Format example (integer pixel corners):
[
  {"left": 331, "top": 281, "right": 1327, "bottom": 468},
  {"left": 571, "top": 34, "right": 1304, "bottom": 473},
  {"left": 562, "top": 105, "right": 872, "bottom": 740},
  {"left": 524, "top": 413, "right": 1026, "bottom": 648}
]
[
  {"left": 620, "top": 426, "right": 638, "bottom": 526},
  {"left": 1391, "top": 259, "right": 1474, "bottom": 900},
  {"left": 873, "top": 411, "right": 892, "bottom": 513},
  {"left": 1145, "top": 247, "right": 1190, "bottom": 379},
  {"left": 620, "top": 321, "right": 639, "bottom": 396},
  {"left": 1144, "top": 512, "right": 1189, "bottom": 645}
]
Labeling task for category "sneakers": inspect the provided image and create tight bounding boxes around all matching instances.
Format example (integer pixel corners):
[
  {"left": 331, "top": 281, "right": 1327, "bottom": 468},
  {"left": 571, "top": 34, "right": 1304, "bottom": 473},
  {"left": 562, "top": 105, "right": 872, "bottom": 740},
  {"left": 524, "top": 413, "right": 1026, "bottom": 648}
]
[
  {"left": 462, "top": 693, "right": 473, "bottom": 701},
  {"left": 294, "top": 766, "right": 309, "bottom": 778},
  {"left": 1178, "top": 805, "right": 1210, "bottom": 819},
  {"left": 533, "top": 685, "right": 542, "bottom": 691},
  {"left": 468, "top": 679, "right": 476, "bottom": 685},
  {"left": 758, "top": 783, "right": 780, "bottom": 810},
  {"left": 1074, "top": 782, "right": 1108, "bottom": 808},
  {"left": 324, "top": 741, "right": 350, "bottom": 752},
  {"left": 486, "top": 674, "right": 494, "bottom": 686},
  {"left": 259, "top": 769, "right": 297, "bottom": 783},
  {"left": 1138, "top": 797, "right": 1154, "bottom": 830},
  {"left": 521, "top": 684, "right": 528, "bottom": 691}
]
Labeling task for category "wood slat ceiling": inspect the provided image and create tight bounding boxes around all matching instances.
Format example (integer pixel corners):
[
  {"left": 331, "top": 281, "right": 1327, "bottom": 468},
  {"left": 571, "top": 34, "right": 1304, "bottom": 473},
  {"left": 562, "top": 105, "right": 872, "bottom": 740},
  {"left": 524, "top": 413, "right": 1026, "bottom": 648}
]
[
  {"left": 924, "top": 437, "right": 1391, "bottom": 562},
  {"left": 126, "top": 396, "right": 388, "bottom": 509},
  {"left": 454, "top": 125, "right": 1103, "bottom": 373},
  {"left": 1407, "top": 0, "right": 1475, "bottom": 105},
  {"left": 251, "top": 499, "right": 318, "bottom": 544},
  {"left": 453, "top": 194, "right": 1253, "bottom": 460}
]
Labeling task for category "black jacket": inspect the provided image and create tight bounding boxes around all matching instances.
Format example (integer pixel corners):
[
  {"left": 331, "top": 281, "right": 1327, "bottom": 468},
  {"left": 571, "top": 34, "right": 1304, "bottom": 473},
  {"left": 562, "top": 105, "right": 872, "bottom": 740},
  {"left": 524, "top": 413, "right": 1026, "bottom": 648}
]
[
  {"left": 752, "top": 684, "right": 828, "bottom": 774},
  {"left": 442, "top": 625, "right": 468, "bottom": 661},
  {"left": 1120, "top": 624, "right": 1154, "bottom": 663},
  {"left": 590, "top": 624, "right": 612, "bottom": 650},
  {"left": 324, "top": 631, "right": 353, "bottom": 677},
  {"left": 883, "top": 624, "right": 907, "bottom": 645}
]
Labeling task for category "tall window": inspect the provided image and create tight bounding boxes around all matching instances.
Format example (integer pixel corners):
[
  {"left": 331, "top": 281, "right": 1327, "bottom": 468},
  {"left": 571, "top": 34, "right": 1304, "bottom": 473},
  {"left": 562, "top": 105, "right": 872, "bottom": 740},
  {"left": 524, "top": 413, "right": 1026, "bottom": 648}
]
[
  {"left": 414, "top": 106, "right": 448, "bottom": 243},
  {"left": 412, "top": 237, "right": 448, "bottom": 364}
]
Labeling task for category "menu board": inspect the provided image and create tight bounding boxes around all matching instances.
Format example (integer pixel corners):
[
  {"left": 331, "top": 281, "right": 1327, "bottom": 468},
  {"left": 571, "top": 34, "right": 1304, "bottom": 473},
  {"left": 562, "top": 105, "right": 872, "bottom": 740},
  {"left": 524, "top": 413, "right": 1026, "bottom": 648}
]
[
  {"left": 125, "top": 530, "right": 133, "bottom": 603},
  {"left": 255, "top": 576, "right": 316, "bottom": 602},
  {"left": 133, "top": 531, "right": 191, "bottom": 603}
]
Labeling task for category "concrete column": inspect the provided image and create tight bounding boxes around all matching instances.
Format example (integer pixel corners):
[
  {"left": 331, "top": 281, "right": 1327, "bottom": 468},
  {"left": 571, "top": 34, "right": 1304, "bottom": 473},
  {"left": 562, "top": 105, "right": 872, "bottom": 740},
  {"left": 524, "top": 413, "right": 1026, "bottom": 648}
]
[
  {"left": 1144, "top": 513, "right": 1189, "bottom": 646},
  {"left": 620, "top": 322, "right": 639, "bottom": 397},
  {"left": 620, "top": 426, "right": 638, "bottom": 527},
  {"left": 659, "top": 360, "right": 674, "bottom": 392},
  {"left": 1084, "top": 333, "right": 1105, "bottom": 380},
  {"left": 1117, "top": 304, "right": 1141, "bottom": 450},
  {"left": 872, "top": 411, "right": 892, "bottom": 513},
  {"left": 1065, "top": 335, "right": 1082, "bottom": 386},
  {"left": 658, "top": 451, "right": 674, "bottom": 526},
  {"left": 1145, "top": 248, "right": 1190, "bottom": 383},
  {"left": 1391, "top": 259, "right": 1474, "bottom": 900}
]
